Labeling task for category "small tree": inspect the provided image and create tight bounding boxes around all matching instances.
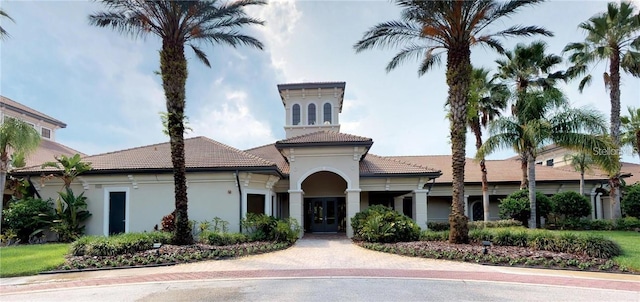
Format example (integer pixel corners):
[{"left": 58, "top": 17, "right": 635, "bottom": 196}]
[
  {"left": 41, "top": 154, "right": 92, "bottom": 189},
  {"left": 622, "top": 184, "right": 640, "bottom": 218},
  {"left": 551, "top": 191, "right": 591, "bottom": 221},
  {"left": 499, "top": 190, "right": 552, "bottom": 227}
]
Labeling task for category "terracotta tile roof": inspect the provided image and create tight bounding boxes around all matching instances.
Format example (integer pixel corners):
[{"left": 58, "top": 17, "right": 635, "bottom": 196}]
[
  {"left": 558, "top": 161, "right": 640, "bottom": 186},
  {"left": 360, "top": 154, "right": 441, "bottom": 176},
  {"left": 391, "top": 155, "right": 609, "bottom": 183},
  {"left": 21, "top": 140, "right": 86, "bottom": 168},
  {"left": 276, "top": 131, "right": 372, "bottom": 146},
  {"left": 1, "top": 96, "right": 66, "bottom": 128},
  {"left": 17, "top": 136, "right": 279, "bottom": 174},
  {"left": 245, "top": 143, "right": 290, "bottom": 174}
]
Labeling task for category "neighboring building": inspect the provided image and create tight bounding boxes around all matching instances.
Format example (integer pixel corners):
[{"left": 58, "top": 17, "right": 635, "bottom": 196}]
[
  {"left": 0, "top": 96, "right": 84, "bottom": 168},
  {"left": 1, "top": 96, "right": 84, "bottom": 203},
  {"left": 14, "top": 82, "right": 613, "bottom": 238}
]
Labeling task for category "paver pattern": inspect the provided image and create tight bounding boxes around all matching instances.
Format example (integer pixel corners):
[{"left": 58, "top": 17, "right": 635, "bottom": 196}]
[{"left": 1, "top": 234, "right": 639, "bottom": 295}]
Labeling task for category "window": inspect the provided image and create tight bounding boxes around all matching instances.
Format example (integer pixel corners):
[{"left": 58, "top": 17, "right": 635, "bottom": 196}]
[
  {"left": 247, "top": 194, "right": 265, "bottom": 214},
  {"left": 292, "top": 104, "right": 301, "bottom": 125},
  {"left": 546, "top": 159, "right": 554, "bottom": 167},
  {"left": 308, "top": 103, "right": 316, "bottom": 125},
  {"left": 323, "top": 103, "right": 332, "bottom": 124},
  {"left": 41, "top": 127, "right": 51, "bottom": 139}
]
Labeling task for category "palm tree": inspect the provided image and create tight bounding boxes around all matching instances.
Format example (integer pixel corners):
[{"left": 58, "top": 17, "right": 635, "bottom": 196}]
[
  {"left": 0, "top": 9, "right": 14, "bottom": 39},
  {"left": 494, "top": 41, "right": 567, "bottom": 189},
  {"left": 41, "top": 154, "right": 92, "bottom": 189},
  {"left": 477, "top": 89, "right": 616, "bottom": 228},
  {"left": 0, "top": 117, "right": 41, "bottom": 221},
  {"left": 90, "top": 0, "right": 265, "bottom": 245},
  {"left": 621, "top": 106, "right": 640, "bottom": 160},
  {"left": 353, "top": 0, "right": 551, "bottom": 243},
  {"left": 468, "top": 68, "right": 509, "bottom": 222},
  {"left": 563, "top": 1, "right": 640, "bottom": 219},
  {"left": 564, "top": 152, "right": 595, "bottom": 196}
]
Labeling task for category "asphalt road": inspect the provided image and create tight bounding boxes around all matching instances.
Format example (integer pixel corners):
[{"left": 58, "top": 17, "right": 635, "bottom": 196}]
[{"left": 3, "top": 277, "right": 639, "bottom": 302}]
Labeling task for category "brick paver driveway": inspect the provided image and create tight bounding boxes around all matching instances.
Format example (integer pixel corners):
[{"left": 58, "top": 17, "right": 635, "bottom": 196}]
[{"left": 1, "top": 234, "right": 639, "bottom": 295}]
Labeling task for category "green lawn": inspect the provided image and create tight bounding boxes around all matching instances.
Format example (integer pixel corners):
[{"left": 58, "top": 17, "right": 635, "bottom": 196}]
[
  {"left": 0, "top": 243, "right": 69, "bottom": 278},
  {"left": 557, "top": 230, "right": 640, "bottom": 272}
]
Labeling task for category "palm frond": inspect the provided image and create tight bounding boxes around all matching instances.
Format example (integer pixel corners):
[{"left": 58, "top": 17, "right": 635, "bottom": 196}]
[{"left": 189, "top": 44, "right": 211, "bottom": 67}]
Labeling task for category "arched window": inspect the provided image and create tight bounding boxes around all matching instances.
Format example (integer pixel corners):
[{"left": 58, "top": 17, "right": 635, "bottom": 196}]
[
  {"left": 308, "top": 103, "right": 316, "bottom": 125},
  {"left": 323, "top": 103, "right": 332, "bottom": 124},
  {"left": 292, "top": 104, "right": 301, "bottom": 125}
]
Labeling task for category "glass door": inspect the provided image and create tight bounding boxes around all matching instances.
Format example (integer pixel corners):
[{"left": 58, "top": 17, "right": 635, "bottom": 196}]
[{"left": 310, "top": 198, "right": 339, "bottom": 232}]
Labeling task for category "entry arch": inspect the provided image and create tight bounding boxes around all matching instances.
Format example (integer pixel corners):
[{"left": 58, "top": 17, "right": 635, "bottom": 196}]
[{"left": 296, "top": 166, "right": 353, "bottom": 191}]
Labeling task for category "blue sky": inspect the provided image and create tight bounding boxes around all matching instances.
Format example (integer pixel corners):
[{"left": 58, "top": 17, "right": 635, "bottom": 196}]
[{"left": 1, "top": 0, "right": 639, "bottom": 163}]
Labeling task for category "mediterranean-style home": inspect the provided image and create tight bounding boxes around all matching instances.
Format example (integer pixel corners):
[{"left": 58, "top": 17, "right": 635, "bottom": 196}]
[
  {"left": 1, "top": 96, "right": 84, "bottom": 205},
  {"left": 12, "top": 82, "right": 635, "bottom": 238}
]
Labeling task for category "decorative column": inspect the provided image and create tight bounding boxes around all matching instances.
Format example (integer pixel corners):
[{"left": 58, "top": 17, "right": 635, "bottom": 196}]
[
  {"left": 394, "top": 196, "right": 404, "bottom": 214},
  {"left": 590, "top": 190, "right": 597, "bottom": 220},
  {"left": 595, "top": 193, "right": 603, "bottom": 220},
  {"left": 288, "top": 190, "right": 304, "bottom": 237},
  {"left": 414, "top": 190, "right": 428, "bottom": 229},
  {"left": 345, "top": 189, "right": 361, "bottom": 238}
]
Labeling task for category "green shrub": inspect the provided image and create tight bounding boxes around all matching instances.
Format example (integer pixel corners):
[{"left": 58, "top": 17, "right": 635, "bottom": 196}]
[
  {"left": 241, "top": 213, "right": 300, "bottom": 243},
  {"left": 420, "top": 230, "right": 448, "bottom": 241},
  {"left": 499, "top": 190, "right": 552, "bottom": 227},
  {"left": 200, "top": 231, "right": 249, "bottom": 246},
  {"left": 351, "top": 205, "right": 420, "bottom": 243},
  {"left": 469, "top": 219, "right": 523, "bottom": 229},
  {"left": 551, "top": 191, "right": 591, "bottom": 220},
  {"left": 622, "top": 184, "right": 640, "bottom": 218},
  {"left": 468, "top": 229, "right": 622, "bottom": 258},
  {"left": 615, "top": 216, "right": 640, "bottom": 230},
  {"left": 71, "top": 232, "right": 172, "bottom": 256},
  {"left": 427, "top": 222, "right": 450, "bottom": 231},
  {"left": 2, "top": 197, "right": 54, "bottom": 242}
]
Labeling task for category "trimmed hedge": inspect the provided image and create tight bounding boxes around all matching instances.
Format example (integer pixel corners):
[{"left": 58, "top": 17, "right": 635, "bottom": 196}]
[
  {"left": 200, "top": 231, "right": 249, "bottom": 246},
  {"left": 71, "top": 232, "right": 173, "bottom": 256},
  {"left": 427, "top": 219, "right": 523, "bottom": 231},
  {"left": 499, "top": 190, "right": 552, "bottom": 226},
  {"left": 241, "top": 214, "right": 301, "bottom": 243},
  {"left": 622, "top": 184, "right": 640, "bottom": 218},
  {"left": 550, "top": 217, "right": 640, "bottom": 231},
  {"left": 420, "top": 228, "right": 622, "bottom": 258}
]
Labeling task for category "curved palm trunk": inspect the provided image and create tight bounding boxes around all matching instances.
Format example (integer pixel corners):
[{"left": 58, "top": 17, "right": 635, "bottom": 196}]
[
  {"left": 161, "top": 39, "right": 193, "bottom": 245},
  {"left": 527, "top": 152, "right": 537, "bottom": 229},
  {"left": 471, "top": 120, "right": 490, "bottom": 222},
  {"left": 609, "top": 48, "right": 622, "bottom": 219},
  {"left": 447, "top": 44, "right": 471, "bottom": 244}
]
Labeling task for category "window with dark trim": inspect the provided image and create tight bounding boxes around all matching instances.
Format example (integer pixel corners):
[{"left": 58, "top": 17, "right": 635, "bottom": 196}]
[
  {"left": 41, "top": 127, "right": 51, "bottom": 139},
  {"left": 308, "top": 103, "right": 316, "bottom": 125},
  {"left": 247, "top": 194, "right": 266, "bottom": 214},
  {"left": 292, "top": 104, "right": 301, "bottom": 125},
  {"left": 323, "top": 103, "right": 332, "bottom": 124}
]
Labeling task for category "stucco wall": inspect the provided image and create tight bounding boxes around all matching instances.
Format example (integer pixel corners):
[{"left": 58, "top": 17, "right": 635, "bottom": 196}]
[{"left": 31, "top": 171, "right": 279, "bottom": 236}]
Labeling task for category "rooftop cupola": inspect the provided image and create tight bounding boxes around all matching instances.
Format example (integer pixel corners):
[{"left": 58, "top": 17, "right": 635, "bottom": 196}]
[{"left": 277, "top": 82, "right": 345, "bottom": 139}]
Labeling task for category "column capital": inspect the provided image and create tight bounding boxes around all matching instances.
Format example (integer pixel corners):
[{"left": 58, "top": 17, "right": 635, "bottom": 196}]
[
  {"left": 288, "top": 189, "right": 304, "bottom": 194},
  {"left": 413, "top": 189, "right": 429, "bottom": 194},
  {"left": 345, "top": 189, "right": 361, "bottom": 193}
]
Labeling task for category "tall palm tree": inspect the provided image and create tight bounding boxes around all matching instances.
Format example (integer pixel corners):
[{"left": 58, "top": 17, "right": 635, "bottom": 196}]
[
  {"left": 477, "top": 89, "right": 616, "bottom": 228},
  {"left": 0, "top": 8, "right": 14, "bottom": 39},
  {"left": 353, "top": 0, "right": 551, "bottom": 243},
  {"left": 468, "top": 68, "right": 509, "bottom": 222},
  {"left": 90, "top": 0, "right": 265, "bottom": 245},
  {"left": 564, "top": 152, "right": 595, "bottom": 196},
  {"left": 563, "top": 1, "right": 640, "bottom": 219},
  {"left": 621, "top": 106, "right": 640, "bottom": 160},
  {"left": 0, "top": 117, "right": 41, "bottom": 221},
  {"left": 494, "top": 41, "right": 567, "bottom": 189}
]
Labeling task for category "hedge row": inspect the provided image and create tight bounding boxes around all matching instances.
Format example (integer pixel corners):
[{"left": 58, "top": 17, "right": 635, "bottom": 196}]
[
  {"left": 420, "top": 228, "right": 622, "bottom": 258},
  {"left": 71, "top": 232, "right": 173, "bottom": 256},
  {"left": 426, "top": 219, "right": 523, "bottom": 232}
]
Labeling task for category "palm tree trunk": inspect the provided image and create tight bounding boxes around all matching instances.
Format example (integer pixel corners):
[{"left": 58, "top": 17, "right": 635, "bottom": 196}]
[
  {"left": 609, "top": 48, "right": 622, "bottom": 219},
  {"left": 528, "top": 152, "right": 537, "bottom": 229},
  {"left": 471, "top": 120, "right": 490, "bottom": 222},
  {"left": 446, "top": 43, "right": 471, "bottom": 244},
  {"left": 520, "top": 154, "right": 528, "bottom": 189},
  {"left": 160, "top": 39, "right": 193, "bottom": 245},
  {"left": 579, "top": 172, "right": 585, "bottom": 196}
]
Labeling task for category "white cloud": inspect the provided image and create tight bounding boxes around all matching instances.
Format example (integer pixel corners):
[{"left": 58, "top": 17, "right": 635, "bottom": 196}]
[{"left": 188, "top": 90, "right": 277, "bottom": 149}]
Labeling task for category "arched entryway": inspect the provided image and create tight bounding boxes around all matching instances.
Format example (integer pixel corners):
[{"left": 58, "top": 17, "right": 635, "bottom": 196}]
[
  {"left": 301, "top": 171, "right": 348, "bottom": 233},
  {"left": 471, "top": 200, "right": 484, "bottom": 222}
]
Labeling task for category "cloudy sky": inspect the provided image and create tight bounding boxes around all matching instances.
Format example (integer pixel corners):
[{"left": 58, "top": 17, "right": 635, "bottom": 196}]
[{"left": 1, "top": 0, "right": 639, "bottom": 163}]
